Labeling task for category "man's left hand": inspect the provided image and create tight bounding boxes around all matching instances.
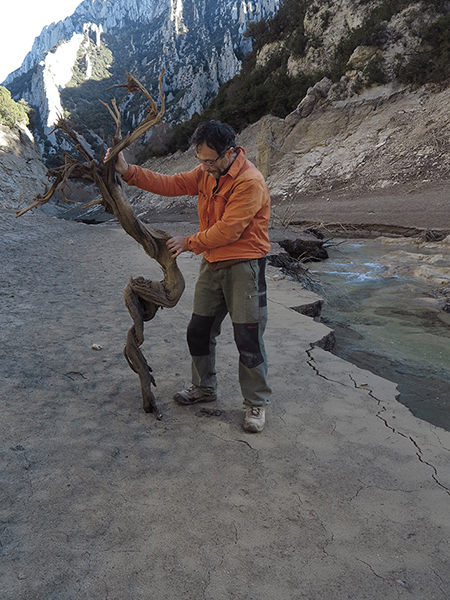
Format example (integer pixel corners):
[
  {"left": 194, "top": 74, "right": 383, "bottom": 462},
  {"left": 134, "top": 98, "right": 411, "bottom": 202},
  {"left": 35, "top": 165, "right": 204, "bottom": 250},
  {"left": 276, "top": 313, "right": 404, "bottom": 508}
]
[{"left": 167, "top": 236, "right": 188, "bottom": 258}]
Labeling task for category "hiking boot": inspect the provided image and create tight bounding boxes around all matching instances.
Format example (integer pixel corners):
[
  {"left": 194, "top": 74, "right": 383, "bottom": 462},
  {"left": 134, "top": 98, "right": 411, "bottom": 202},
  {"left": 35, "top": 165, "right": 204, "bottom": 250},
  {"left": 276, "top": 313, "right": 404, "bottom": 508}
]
[
  {"left": 173, "top": 385, "right": 217, "bottom": 405},
  {"left": 243, "top": 406, "right": 266, "bottom": 433}
]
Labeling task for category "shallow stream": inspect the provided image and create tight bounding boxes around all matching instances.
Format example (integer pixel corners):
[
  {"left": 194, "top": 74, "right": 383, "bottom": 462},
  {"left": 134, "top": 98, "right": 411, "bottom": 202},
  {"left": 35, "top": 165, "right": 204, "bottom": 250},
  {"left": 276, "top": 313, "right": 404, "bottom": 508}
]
[{"left": 309, "top": 237, "right": 450, "bottom": 431}]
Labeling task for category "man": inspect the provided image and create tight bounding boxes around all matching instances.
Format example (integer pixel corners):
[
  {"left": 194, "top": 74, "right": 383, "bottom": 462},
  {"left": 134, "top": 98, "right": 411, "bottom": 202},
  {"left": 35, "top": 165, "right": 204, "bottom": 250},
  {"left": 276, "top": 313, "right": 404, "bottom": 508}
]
[{"left": 113, "top": 120, "right": 271, "bottom": 432}]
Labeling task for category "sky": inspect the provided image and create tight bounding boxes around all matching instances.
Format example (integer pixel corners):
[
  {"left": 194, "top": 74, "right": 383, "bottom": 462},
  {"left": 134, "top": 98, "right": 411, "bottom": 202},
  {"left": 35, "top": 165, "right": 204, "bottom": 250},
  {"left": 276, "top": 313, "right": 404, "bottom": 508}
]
[{"left": 1, "top": 0, "right": 84, "bottom": 84}]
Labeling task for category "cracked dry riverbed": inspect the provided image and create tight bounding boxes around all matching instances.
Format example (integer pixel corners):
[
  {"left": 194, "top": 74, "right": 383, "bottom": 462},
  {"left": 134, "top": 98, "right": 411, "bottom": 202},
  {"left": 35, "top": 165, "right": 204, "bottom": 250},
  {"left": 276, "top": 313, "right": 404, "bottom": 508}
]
[
  {"left": 305, "top": 346, "right": 450, "bottom": 496},
  {"left": 2, "top": 209, "right": 450, "bottom": 600}
]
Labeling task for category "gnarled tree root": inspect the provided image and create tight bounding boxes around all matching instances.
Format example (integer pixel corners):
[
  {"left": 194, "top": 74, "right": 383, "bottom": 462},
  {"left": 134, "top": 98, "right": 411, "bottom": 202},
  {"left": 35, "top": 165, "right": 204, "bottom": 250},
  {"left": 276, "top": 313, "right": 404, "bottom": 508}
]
[{"left": 17, "top": 71, "right": 185, "bottom": 417}]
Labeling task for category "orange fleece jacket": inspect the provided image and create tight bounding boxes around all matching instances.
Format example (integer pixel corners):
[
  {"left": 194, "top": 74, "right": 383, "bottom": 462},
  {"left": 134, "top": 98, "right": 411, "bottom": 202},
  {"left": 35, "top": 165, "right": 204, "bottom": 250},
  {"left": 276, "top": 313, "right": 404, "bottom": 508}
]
[{"left": 122, "top": 147, "right": 271, "bottom": 262}]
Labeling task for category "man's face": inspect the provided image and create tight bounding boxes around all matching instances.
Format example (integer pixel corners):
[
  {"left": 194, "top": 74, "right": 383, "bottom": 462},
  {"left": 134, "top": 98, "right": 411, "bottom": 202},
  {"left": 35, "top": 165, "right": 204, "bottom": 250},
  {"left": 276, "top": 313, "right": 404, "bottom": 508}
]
[{"left": 196, "top": 142, "right": 234, "bottom": 180}]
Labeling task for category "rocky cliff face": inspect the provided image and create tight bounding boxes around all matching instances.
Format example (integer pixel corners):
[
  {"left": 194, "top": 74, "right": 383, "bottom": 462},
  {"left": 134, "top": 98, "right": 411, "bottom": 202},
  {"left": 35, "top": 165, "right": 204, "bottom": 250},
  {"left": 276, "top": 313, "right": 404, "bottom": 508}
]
[
  {"left": 116, "top": 78, "right": 450, "bottom": 226},
  {"left": 4, "top": 0, "right": 450, "bottom": 215},
  {"left": 256, "top": 80, "right": 450, "bottom": 198},
  {"left": 5, "top": 0, "right": 280, "bottom": 158},
  {"left": 5, "top": 0, "right": 450, "bottom": 167},
  {"left": 0, "top": 123, "right": 48, "bottom": 210},
  {"left": 283, "top": 0, "right": 431, "bottom": 79}
]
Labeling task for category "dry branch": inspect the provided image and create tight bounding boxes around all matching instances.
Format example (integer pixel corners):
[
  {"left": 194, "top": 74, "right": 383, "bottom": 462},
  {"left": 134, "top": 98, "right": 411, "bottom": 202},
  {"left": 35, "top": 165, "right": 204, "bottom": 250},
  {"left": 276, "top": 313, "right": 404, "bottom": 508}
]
[{"left": 17, "top": 70, "right": 185, "bottom": 418}]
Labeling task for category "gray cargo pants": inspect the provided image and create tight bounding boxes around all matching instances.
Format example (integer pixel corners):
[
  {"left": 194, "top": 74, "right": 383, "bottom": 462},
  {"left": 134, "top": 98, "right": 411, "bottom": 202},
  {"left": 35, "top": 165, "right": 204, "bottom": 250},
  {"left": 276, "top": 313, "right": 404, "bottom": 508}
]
[{"left": 187, "top": 258, "right": 271, "bottom": 408}]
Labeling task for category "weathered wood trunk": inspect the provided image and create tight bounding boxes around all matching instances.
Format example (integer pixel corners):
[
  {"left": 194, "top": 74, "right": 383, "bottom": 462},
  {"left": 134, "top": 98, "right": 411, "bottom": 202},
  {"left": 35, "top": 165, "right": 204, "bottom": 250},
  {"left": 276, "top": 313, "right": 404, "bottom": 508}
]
[{"left": 17, "top": 72, "right": 185, "bottom": 417}]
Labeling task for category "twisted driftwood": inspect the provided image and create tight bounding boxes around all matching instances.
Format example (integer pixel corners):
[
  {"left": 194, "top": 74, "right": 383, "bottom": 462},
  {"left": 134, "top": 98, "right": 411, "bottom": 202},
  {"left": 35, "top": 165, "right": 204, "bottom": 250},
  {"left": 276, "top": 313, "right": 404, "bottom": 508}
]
[{"left": 17, "top": 71, "right": 185, "bottom": 418}]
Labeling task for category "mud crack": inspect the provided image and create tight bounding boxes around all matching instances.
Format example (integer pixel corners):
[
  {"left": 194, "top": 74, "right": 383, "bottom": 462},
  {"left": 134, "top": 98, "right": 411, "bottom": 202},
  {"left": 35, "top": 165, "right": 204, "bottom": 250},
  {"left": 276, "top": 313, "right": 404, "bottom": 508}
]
[
  {"left": 307, "top": 349, "right": 450, "bottom": 496},
  {"left": 305, "top": 348, "right": 349, "bottom": 387},
  {"left": 377, "top": 410, "right": 450, "bottom": 496}
]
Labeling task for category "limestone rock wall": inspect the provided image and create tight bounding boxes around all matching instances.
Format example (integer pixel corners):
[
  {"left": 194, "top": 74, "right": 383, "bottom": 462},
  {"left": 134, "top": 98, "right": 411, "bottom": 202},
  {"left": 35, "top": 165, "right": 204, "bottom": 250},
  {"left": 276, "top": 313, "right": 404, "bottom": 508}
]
[
  {"left": 0, "top": 124, "right": 47, "bottom": 210},
  {"left": 4, "top": 0, "right": 281, "bottom": 147},
  {"left": 126, "top": 79, "right": 450, "bottom": 211},
  {"left": 255, "top": 81, "right": 450, "bottom": 198}
]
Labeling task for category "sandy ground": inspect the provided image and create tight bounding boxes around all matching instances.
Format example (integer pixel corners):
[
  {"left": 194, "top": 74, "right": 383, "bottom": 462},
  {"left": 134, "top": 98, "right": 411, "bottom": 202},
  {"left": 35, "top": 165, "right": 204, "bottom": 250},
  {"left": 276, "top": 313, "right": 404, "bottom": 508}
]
[{"left": 2, "top": 207, "right": 450, "bottom": 600}]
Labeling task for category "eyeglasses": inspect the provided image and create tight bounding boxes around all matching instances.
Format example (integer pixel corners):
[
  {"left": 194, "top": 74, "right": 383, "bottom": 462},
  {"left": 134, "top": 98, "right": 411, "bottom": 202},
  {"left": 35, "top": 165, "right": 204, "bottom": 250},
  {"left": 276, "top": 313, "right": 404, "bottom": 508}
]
[{"left": 195, "top": 153, "right": 224, "bottom": 167}]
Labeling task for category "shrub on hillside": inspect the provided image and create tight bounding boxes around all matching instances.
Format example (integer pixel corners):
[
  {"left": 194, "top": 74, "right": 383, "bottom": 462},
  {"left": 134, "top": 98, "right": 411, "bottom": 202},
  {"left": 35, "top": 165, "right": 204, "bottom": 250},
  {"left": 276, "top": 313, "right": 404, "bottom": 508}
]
[
  {"left": 397, "top": 13, "right": 450, "bottom": 85},
  {"left": 0, "top": 86, "right": 30, "bottom": 128},
  {"left": 244, "top": 0, "right": 308, "bottom": 53}
]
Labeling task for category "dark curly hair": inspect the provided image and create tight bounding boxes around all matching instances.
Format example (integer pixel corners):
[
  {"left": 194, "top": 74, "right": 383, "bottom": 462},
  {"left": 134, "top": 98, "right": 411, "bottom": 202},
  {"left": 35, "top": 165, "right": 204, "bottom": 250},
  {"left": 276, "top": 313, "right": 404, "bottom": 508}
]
[{"left": 190, "top": 120, "right": 236, "bottom": 156}]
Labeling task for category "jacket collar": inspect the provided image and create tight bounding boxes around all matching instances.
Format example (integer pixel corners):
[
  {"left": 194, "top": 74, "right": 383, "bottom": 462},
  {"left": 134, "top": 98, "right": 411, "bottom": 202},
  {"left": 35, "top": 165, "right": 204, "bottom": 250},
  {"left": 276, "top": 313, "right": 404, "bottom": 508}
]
[{"left": 221, "top": 146, "right": 246, "bottom": 180}]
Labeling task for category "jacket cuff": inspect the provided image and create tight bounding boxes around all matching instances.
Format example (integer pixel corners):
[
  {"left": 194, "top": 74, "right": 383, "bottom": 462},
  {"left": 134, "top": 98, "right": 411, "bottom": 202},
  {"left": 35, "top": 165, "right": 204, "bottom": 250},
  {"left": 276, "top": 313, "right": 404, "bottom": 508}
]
[
  {"left": 185, "top": 235, "right": 203, "bottom": 255},
  {"left": 121, "top": 164, "right": 135, "bottom": 183}
]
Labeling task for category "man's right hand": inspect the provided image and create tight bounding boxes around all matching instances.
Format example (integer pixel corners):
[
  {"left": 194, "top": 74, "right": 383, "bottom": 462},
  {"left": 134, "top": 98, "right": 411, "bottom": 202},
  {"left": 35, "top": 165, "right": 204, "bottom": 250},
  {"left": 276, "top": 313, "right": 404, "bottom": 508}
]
[{"left": 104, "top": 149, "right": 129, "bottom": 177}]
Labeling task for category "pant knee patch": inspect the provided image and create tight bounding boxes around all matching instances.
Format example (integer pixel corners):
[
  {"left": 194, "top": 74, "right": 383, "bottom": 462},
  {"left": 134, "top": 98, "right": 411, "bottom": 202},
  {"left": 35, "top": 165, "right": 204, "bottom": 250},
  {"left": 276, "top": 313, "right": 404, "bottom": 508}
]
[
  {"left": 187, "top": 314, "right": 216, "bottom": 356},
  {"left": 233, "top": 323, "right": 264, "bottom": 369}
]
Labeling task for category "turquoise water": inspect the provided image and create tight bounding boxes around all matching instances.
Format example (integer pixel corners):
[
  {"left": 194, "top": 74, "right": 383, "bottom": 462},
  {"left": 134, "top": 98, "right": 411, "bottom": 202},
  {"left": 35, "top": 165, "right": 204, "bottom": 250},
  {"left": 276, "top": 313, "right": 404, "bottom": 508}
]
[{"left": 309, "top": 239, "right": 450, "bottom": 431}]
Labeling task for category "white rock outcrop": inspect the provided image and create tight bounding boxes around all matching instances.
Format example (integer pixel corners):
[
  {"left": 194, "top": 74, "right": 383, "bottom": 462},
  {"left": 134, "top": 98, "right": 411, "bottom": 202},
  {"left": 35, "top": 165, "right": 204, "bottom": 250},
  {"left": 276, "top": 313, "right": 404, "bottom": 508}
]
[
  {"left": 0, "top": 123, "right": 47, "bottom": 210},
  {"left": 4, "top": 0, "right": 281, "bottom": 142},
  {"left": 253, "top": 81, "right": 450, "bottom": 197}
]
